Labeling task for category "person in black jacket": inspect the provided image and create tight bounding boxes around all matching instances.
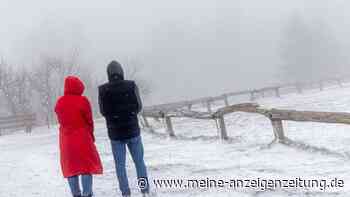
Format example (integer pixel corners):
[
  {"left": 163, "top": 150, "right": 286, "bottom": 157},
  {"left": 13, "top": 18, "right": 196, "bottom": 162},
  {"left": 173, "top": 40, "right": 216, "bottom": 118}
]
[{"left": 98, "top": 60, "right": 150, "bottom": 197}]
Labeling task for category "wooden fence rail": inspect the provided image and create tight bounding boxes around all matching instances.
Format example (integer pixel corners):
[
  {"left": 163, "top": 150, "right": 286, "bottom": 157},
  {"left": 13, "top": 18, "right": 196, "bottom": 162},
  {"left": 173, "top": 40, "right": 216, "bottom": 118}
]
[
  {"left": 213, "top": 103, "right": 350, "bottom": 142},
  {"left": 0, "top": 114, "right": 36, "bottom": 135},
  {"left": 144, "top": 76, "right": 348, "bottom": 114},
  {"left": 142, "top": 103, "right": 350, "bottom": 143}
]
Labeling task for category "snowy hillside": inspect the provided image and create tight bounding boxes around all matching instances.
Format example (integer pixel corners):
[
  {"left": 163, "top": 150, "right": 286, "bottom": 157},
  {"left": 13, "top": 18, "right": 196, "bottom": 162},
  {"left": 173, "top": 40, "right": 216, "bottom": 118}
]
[{"left": 2, "top": 86, "right": 350, "bottom": 197}]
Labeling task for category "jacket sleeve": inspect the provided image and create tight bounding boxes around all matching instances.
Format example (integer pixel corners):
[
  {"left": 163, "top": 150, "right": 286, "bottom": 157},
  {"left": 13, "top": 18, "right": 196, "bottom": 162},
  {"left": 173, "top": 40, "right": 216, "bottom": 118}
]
[
  {"left": 134, "top": 83, "right": 143, "bottom": 113},
  {"left": 82, "top": 97, "right": 95, "bottom": 142},
  {"left": 98, "top": 86, "right": 106, "bottom": 117}
]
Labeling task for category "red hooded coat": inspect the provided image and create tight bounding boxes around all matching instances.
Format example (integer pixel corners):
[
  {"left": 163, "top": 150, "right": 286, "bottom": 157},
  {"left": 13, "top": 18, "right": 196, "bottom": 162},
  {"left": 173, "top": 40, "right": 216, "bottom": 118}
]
[{"left": 55, "top": 76, "right": 103, "bottom": 178}]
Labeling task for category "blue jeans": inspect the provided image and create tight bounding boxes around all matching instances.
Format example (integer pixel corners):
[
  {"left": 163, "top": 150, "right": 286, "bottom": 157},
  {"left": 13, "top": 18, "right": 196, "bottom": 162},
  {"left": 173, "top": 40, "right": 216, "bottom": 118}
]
[
  {"left": 111, "top": 135, "right": 149, "bottom": 196},
  {"left": 67, "top": 174, "right": 93, "bottom": 196}
]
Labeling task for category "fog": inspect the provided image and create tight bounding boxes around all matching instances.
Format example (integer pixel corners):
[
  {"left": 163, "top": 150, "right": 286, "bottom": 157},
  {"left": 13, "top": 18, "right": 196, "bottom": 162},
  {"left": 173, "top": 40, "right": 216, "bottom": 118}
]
[{"left": 1, "top": 0, "right": 350, "bottom": 105}]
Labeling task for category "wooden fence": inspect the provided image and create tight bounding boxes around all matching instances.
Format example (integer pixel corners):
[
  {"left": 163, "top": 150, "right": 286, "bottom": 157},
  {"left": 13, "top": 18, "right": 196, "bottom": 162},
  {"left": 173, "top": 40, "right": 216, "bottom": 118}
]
[
  {"left": 142, "top": 103, "right": 350, "bottom": 143},
  {"left": 144, "top": 77, "right": 347, "bottom": 114},
  {"left": 140, "top": 76, "right": 350, "bottom": 142},
  {"left": 0, "top": 114, "right": 36, "bottom": 135}
]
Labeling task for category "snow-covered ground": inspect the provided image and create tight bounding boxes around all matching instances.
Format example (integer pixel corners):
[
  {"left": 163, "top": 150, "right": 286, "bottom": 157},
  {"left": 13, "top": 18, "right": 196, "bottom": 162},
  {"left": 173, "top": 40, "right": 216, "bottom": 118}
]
[{"left": 2, "top": 85, "right": 350, "bottom": 197}]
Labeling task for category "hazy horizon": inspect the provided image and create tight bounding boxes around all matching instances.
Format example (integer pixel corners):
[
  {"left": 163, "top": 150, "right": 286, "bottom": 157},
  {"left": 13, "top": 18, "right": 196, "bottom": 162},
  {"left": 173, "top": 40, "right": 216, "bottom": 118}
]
[{"left": 1, "top": 0, "right": 350, "bottom": 105}]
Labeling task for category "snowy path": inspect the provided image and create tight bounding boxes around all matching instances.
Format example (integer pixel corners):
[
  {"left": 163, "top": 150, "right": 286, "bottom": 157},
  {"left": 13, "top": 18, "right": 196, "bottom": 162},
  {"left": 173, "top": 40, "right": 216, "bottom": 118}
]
[{"left": 2, "top": 86, "right": 350, "bottom": 196}]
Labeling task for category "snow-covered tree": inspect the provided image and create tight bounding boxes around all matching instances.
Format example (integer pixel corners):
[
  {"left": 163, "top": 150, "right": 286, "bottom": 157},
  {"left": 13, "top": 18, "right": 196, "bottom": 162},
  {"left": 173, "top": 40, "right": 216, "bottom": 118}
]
[
  {"left": 29, "top": 53, "right": 81, "bottom": 126},
  {"left": 1, "top": 19, "right": 153, "bottom": 127},
  {"left": 0, "top": 59, "right": 33, "bottom": 115},
  {"left": 122, "top": 57, "right": 152, "bottom": 97}
]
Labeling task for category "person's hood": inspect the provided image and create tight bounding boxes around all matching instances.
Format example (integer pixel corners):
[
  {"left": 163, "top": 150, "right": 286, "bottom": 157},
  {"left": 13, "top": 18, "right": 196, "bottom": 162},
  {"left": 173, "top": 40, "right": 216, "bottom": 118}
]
[
  {"left": 107, "top": 60, "right": 124, "bottom": 82},
  {"left": 64, "top": 76, "right": 85, "bottom": 96}
]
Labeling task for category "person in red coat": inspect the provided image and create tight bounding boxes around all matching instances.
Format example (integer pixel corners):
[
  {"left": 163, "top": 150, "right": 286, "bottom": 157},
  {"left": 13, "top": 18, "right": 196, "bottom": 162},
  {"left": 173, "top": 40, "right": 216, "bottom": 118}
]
[{"left": 55, "top": 76, "right": 103, "bottom": 197}]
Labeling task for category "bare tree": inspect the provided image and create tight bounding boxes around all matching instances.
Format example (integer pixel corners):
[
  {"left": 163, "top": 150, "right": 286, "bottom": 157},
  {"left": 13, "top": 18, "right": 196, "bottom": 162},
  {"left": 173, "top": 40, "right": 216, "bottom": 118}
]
[
  {"left": 1, "top": 19, "right": 152, "bottom": 128},
  {"left": 0, "top": 59, "right": 33, "bottom": 115},
  {"left": 17, "top": 19, "right": 85, "bottom": 127},
  {"left": 122, "top": 57, "right": 152, "bottom": 97},
  {"left": 30, "top": 56, "right": 57, "bottom": 126},
  {"left": 30, "top": 53, "right": 81, "bottom": 127},
  {"left": 0, "top": 60, "right": 17, "bottom": 114},
  {"left": 78, "top": 66, "right": 103, "bottom": 117}
]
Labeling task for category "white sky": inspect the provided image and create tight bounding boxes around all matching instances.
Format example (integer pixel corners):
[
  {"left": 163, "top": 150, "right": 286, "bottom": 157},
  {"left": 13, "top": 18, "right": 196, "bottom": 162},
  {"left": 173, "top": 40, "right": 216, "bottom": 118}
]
[{"left": 1, "top": 0, "right": 350, "bottom": 104}]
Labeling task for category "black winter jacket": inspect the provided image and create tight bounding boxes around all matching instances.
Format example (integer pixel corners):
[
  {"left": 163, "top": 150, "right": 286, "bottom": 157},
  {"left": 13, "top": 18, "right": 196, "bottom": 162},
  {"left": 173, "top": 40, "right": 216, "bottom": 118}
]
[{"left": 98, "top": 79, "right": 142, "bottom": 140}]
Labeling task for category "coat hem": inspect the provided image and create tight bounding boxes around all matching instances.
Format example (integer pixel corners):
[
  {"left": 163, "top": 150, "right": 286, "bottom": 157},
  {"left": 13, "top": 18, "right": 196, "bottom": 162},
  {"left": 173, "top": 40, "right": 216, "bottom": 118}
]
[{"left": 63, "top": 170, "right": 103, "bottom": 178}]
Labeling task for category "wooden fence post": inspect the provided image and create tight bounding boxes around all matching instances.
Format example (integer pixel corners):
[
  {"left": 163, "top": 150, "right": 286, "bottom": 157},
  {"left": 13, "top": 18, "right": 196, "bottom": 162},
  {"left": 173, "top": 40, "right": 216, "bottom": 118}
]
[
  {"left": 142, "top": 115, "right": 156, "bottom": 133},
  {"left": 165, "top": 116, "right": 175, "bottom": 137},
  {"left": 337, "top": 79, "right": 343, "bottom": 88},
  {"left": 218, "top": 115, "right": 228, "bottom": 140},
  {"left": 250, "top": 91, "right": 256, "bottom": 101},
  {"left": 153, "top": 117, "right": 161, "bottom": 122},
  {"left": 23, "top": 120, "right": 30, "bottom": 133},
  {"left": 25, "top": 125, "right": 32, "bottom": 133},
  {"left": 319, "top": 81, "right": 324, "bottom": 91},
  {"left": 187, "top": 104, "right": 193, "bottom": 110},
  {"left": 275, "top": 87, "right": 281, "bottom": 98},
  {"left": 223, "top": 95, "right": 229, "bottom": 107},
  {"left": 206, "top": 100, "right": 212, "bottom": 113},
  {"left": 295, "top": 83, "right": 303, "bottom": 94},
  {"left": 142, "top": 115, "right": 151, "bottom": 128},
  {"left": 270, "top": 119, "right": 285, "bottom": 142}
]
